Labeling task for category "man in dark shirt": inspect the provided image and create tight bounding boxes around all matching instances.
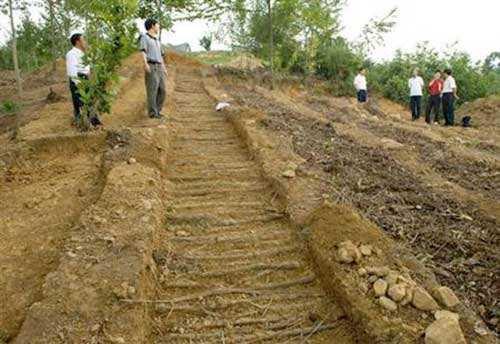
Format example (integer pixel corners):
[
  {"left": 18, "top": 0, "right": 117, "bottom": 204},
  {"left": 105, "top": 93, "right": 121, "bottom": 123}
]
[
  {"left": 139, "top": 18, "right": 167, "bottom": 119},
  {"left": 425, "top": 71, "right": 443, "bottom": 124}
]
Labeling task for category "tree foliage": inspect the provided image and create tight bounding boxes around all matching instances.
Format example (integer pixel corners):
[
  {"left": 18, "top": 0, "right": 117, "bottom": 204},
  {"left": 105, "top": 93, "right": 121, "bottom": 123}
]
[{"left": 70, "top": 0, "right": 138, "bottom": 126}]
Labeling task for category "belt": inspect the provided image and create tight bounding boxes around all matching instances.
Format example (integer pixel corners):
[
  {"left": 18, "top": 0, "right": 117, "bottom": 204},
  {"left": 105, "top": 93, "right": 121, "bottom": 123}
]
[{"left": 147, "top": 60, "right": 162, "bottom": 65}]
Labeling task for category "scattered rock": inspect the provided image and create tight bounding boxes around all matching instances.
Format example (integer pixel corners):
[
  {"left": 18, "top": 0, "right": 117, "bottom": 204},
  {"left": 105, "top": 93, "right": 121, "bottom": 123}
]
[
  {"left": 176, "top": 230, "right": 189, "bottom": 237},
  {"left": 336, "top": 248, "right": 353, "bottom": 264},
  {"left": 373, "top": 279, "right": 388, "bottom": 297},
  {"left": 434, "top": 286, "right": 460, "bottom": 308},
  {"left": 127, "top": 286, "right": 136, "bottom": 298},
  {"left": 412, "top": 287, "right": 440, "bottom": 311},
  {"left": 385, "top": 271, "right": 399, "bottom": 286},
  {"left": 400, "top": 286, "right": 414, "bottom": 306},
  {"left": 359, "top": 244, "right": 373, "bottom": 256},
  {"left": 387, "top": 283, "right": 407, "bottom": 302},
  {"left": 282, "top": 169, "right": 296, "bottom": 178},
  {"left": 378, "top": 296, "right": 397, "bottom": 311},
  {"left": 425, "top": 317, "right": 466, "bottom": 344},
  {"left": 368, "top": 275, "right": 378, "bottom": 283},
  {"left": 128, "top": 157, "right": 137, "bottom": 164},
  {"left": 366, "top": 266, "right": 390, "bottom": 277},
  {"left": 336, "top": 241, "right": 362, "bottom": 264},
  {"left": 434, "top": 310, "right": 459, "bottom": 321},
  {"left": 358, "top": 267, "right": 367, "bottom": 276}
]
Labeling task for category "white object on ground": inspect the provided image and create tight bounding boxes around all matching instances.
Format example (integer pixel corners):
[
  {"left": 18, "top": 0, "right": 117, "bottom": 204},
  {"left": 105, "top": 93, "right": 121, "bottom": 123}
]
[{"left": 216, "top": 102, "right": 231, "bottom": 111}]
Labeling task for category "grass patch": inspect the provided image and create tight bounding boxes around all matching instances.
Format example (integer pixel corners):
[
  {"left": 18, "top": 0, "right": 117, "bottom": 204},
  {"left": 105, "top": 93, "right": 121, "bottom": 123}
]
[{"left": 188, "top": 51, "right": 239, "bottom": 66}]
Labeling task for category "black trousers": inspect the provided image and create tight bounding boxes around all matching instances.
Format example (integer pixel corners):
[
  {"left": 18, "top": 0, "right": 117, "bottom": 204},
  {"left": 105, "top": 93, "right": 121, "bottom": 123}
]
[
  {"left": 410, "top": 96, "right": 422, "bottom": 120},
  {"left": 426, "top": 95, "right": 441, "bottom": 123},
  {"left": 442, "top": 93, "right": 455, "bottom": 126},
  {"left": 69, "top": 78, "right": 83, "bottom": 120},
  {"left": 357, "top": 90, "right": 367, "bottom": 103}
]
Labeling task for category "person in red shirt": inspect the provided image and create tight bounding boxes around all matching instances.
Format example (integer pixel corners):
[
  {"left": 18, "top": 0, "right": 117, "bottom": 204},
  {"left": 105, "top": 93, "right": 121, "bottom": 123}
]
[{"left": 425, "top": 71, "right": 443, "bottom": 124}]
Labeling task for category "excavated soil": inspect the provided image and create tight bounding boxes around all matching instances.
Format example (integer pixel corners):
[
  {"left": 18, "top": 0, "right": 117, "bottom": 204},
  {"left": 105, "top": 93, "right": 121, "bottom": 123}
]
[
  {"left": 1, "top": 52, "right": 498, "bottom": 342},
  {"left": 223, "top": 80, "right": 499, "bottom": 333},
  {"left": 146, "top": 66, "right": 357, "bottom": 343}
]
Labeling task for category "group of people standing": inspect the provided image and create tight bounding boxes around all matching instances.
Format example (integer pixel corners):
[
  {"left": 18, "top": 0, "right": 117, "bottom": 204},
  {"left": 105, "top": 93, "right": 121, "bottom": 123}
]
[
  {"left": 354, "top": 68, "right": 459, "bottom": 126},
  {"left": 65, "top": 18, "right": 166, "bottom": 129}
]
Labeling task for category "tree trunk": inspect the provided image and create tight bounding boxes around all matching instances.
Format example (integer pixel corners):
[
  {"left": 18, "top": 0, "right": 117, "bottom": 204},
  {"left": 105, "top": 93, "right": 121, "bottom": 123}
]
[
  {"left": 48, "top": 0, "right": 57, "bottom": 74},
  {"left": 156, "top": 0, "right": 162, "bottom": 41},
  {"left": 8, "top": 0, "right": 22, "bottom": 96},
  {"left": 267, "top": 0, "right": 274, "bottom": 88}
]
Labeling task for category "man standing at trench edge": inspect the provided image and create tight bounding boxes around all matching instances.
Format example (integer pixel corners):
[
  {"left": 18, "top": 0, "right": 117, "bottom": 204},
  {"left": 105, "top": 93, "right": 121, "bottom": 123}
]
[{"left": 139, "top": 19, "right": 167, "bottom": 119}]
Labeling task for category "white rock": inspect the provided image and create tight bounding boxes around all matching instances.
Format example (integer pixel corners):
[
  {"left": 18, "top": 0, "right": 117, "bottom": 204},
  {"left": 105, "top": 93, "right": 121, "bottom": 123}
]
[
  {"left": 425, "top": 317, "right": 466, "bottom": 344},
  {"left": 378, "top": 296, "right": 397, "bottom": 311},
  {"left": 366, "top": 266, "right": 390, "bottom": 277},
  {"left": 434, "top": 286, "right": 460, "bottom": 308},
  {"left": 359, "top": 244, "right": 373, "bottom": 256},
  {"left": 387, "top": 283, "right": 407, "bottom": 302},
  {"left": 412, "top": 287, "right": 440, "bottom": 311},
  {"left": 373, "top": 279, "right": 388, "bottom": 297},
  {"left": 282, "top": 169, "right": 296, "bottom": 178},
  {"left": 128, "top": 157, "right": 137, "bottom": 164},
  {"left": 434, "top": 310, "right": 459, "bottom": 321}
]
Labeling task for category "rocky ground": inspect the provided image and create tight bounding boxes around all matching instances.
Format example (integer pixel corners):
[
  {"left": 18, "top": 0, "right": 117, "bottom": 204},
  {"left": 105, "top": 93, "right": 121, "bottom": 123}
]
[{"left": 0, "top": 52, "right": 498, "bottom": 343}]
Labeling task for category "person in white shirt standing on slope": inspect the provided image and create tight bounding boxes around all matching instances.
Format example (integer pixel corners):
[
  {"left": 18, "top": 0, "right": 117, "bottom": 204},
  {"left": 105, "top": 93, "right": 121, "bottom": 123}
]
[
  {"left": 441, "top": 68, "right": 459, "bottom": 126},
  {"left": 408, "top": 68, "right": 424, "bottom": 121},
  {"left": 354, "top": 68, "right": 368, "bottom": 103},
  {"left": 66, "top": 33, "right": 101, "bottom": 128}
]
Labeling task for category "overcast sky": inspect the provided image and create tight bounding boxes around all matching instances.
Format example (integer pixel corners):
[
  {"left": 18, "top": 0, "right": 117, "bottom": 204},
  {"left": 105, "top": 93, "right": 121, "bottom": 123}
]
[{"left": 1, "top": 0, "right": 499, "bottom": 62}]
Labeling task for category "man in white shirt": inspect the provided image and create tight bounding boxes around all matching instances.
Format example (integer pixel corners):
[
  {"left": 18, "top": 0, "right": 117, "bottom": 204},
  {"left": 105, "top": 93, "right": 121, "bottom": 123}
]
[
  {"left": 66, "top": 33, "right": 101, "bottom": 127},
  {"left": 353, "top": 68, "right": 368, "bottom": 103},
  {"left": 408, "top": 68, "right": 424, "bottom": 121},
  {"left": 442, "top": 68, "right": 459, "bottom": 126}
]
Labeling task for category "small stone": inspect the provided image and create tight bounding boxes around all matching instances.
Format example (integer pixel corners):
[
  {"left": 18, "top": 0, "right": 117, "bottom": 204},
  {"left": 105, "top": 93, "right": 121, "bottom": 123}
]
[
  {"left": 282, "top": 169, "right": 296, "bottom": 178},
  {"left": 400, "top": 286, "right": 414, "bottom": 306},
  {"left": 385, "top": 271, "right": 399, "bottom": 286},
  {"left": 373, "top": 279, "right": 388, "bottom": 297},
  {"left": 358, "top": 267, "right": 368, "bottom": 276},
  {"left": 127, "top": 286, "right": 136, "bottom": 298},
  {"left": 336, "top": 241, "right": 362, "bottom": 264},
  {"left": 412, "top": 287, "right": 440, "bottom": 311},
  {"left": 91, "top": 324, "right": 100, "bottom": 333},
  {"left": 368, "top": 275, "right": 378, "bottom": 283},
  {"left": 434, "top": 310, "right": 460, "bottom": 322},
  {"left": 425, "top": 317, "right": 466, "bottom": 344},
  {"left": 336, "top": 248, "right": 353, "bottom": 264},
  {"left": 359, "top": 244, "right": 373, "bottom": 256},
  {"left": 434, "top": 286, "right": 460, "bottom": 308},
  {"left": 176, "top": 230, "right": 189, "bottom": 237},
  {"left": 67, "top": 251, "right": 77, "bottom": 258},
  {"left": 128, "top": 157, "right": 137, "bottom": 164},
  {"left": 378, "top": 296, "right": 397, "bottom": 311},
  {"left": 366, "top": 266, "right": 390, "bottom": 277},
  {"left": 387, "top": 283, "right": 407, "bottom": 302}
]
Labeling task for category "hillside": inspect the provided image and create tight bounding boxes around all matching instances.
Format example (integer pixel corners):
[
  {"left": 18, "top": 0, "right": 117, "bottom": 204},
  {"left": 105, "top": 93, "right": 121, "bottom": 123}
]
[{"left": 0, "top": 52, "right": 498, "bottom": 343}]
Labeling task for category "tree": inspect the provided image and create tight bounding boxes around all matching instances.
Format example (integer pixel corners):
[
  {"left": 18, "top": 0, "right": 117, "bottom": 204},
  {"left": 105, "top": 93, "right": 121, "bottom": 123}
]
[
  {"left": 200, "top": 33, "right": 213, "bottom": 51},
  {"left": 1, "top": 0, "right": 23, "bottom": 96},
  {"left": 70, "top": 0, "right": 138, "bottom": 129}
]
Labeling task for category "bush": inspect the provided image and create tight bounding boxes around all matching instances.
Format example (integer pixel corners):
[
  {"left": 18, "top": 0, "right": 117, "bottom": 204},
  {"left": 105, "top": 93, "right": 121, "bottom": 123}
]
[
  {"left": 369, "top": 44, "right": 499, "bottom": 106},
  {"left": 0, "top": 100, "right": 20, "bottom": 115},
  {"left": 314, "top": 38, "right": 361, "bottom": 96}
]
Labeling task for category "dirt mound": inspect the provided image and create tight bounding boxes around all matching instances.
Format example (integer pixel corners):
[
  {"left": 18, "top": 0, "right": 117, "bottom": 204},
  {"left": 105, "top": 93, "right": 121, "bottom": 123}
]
[
  {"left": 224, "top": 54, "right": 264, "bottom": 71},
  {"left": 458, "top": 95, "right": 500, "bottom": 127}
]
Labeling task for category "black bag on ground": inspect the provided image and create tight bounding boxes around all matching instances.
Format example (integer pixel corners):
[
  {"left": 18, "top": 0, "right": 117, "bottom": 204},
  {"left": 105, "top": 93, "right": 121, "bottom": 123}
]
[{"left": 462, "top": 116, "right": 472, "bottom": 127}]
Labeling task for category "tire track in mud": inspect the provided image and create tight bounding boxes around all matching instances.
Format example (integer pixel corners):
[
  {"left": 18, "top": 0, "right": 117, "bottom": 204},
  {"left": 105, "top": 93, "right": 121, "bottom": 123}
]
[{"left": 148, "top": 68, "right": 357, "bottom": 343}]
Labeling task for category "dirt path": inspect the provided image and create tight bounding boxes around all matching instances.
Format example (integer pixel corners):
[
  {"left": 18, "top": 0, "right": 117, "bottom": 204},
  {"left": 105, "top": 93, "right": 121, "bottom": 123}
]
[{"left": 147, "top": 68, "right": 356, "bottom": 343}]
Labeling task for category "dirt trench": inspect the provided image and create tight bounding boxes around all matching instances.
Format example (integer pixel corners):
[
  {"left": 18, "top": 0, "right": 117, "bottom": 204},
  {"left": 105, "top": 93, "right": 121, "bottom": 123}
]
[{"left": 146, "top": 67, "right": 357, "bottom": 343}]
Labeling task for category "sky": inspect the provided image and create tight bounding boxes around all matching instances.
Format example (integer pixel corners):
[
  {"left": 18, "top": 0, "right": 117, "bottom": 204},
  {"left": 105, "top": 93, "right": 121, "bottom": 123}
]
[{"left": 1, "top": 0, "right": 499, "bottom": 62}]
